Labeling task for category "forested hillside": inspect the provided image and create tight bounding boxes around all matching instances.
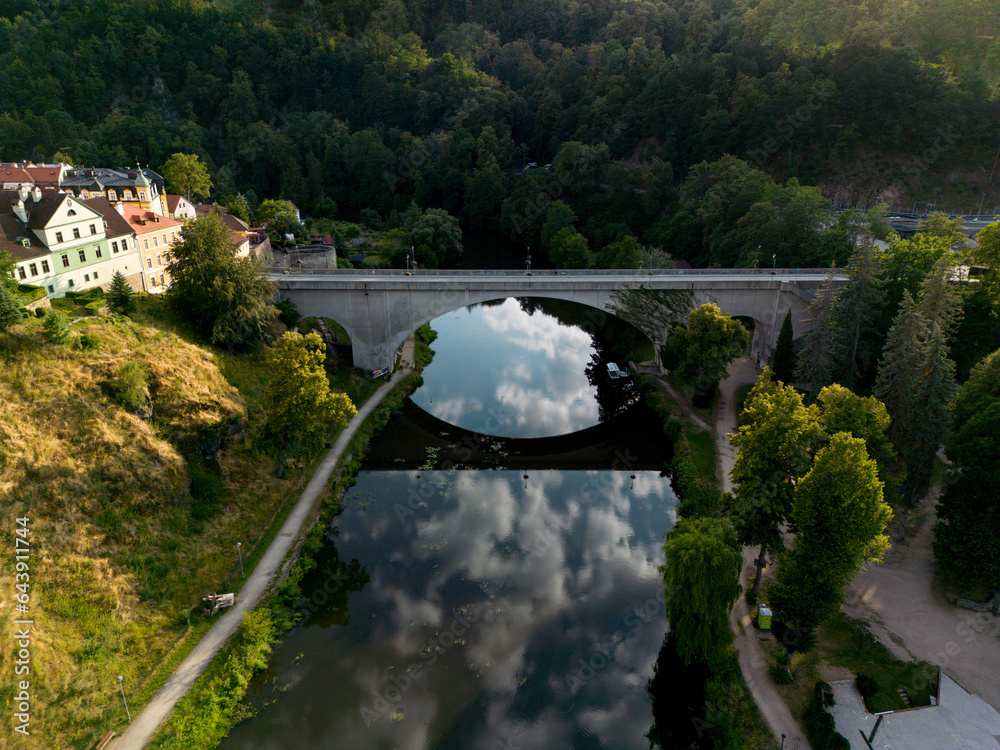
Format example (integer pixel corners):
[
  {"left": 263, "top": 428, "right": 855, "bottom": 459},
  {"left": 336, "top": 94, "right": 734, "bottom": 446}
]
[{"left": 2, "top": 0, "right": 999, "bottom": 267}]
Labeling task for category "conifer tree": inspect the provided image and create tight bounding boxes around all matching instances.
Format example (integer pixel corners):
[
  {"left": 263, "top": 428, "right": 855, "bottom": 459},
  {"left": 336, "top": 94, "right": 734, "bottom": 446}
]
[
  {"left": 902, "top": 322, "right": 957, "bottom": 502},
  {"left": 874, "top": 291, "right": 928, "bottom": 445},
  {"left": 795, "top": 266, "right": 841, "bottom": 395},
  {"left": 42, "top": 308, "right": 71, "bottom": 344},
  {"left": 771, "top": 309, "right": 795, "bottom": 383},
  {"left": 107, "top": 271, "right": 136, "bottom": 316},
  {"left": 832, "top": 233, "right": 886, "bottom": 387},
  {"left": 915, "top": 254, "right": 963, "bottom": 338}
]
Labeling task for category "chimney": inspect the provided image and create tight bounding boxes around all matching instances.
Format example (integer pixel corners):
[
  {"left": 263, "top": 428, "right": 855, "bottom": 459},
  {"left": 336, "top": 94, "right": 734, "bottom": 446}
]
[
  {"left": 13, "top": 199, "right": 27, "bottom": 224},
  {"left": 31, "top": 186, "right": 41, "bottom": 203},
  {"left": 115, "top": 201, "right": 125, "bottom": 216},
  {"left": 18, "top": 184, "right": 30, "bottom": 201}
]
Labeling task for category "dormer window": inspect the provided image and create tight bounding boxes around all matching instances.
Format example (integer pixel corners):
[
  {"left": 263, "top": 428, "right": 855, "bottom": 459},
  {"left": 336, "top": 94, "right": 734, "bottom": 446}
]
[
  {"left": 139, "top": 191, "right": 146, "bottom": 200},
  {"left": 124, "top": 191, "right": 133, "bottom": 200},
  {"left": 109, "top": 190, "right": 116, "bottom": 201},
  {"left": 81, "top": 191, "right": 88, "bottom": 199},
  {"left": 20, "top": 238, "right": 30, "bottom": 248}
]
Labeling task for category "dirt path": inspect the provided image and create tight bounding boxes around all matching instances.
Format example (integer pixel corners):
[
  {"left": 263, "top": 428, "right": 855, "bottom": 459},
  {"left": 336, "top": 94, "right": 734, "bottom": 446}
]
[
  {"left": 843, "top": 489, "right": 1000, "bottom": 711},
  {"left": 110, "top": 350, "right": 413, "bottom": 750},
  {"left": 716, "top": 357, "right": 811, "bottom": 749}
]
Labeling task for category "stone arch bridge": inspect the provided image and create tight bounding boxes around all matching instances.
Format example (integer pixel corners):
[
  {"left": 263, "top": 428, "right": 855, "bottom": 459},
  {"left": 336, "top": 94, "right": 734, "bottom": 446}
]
[{"left": 271, "top": 269, "right": 843, "bottom": 372}]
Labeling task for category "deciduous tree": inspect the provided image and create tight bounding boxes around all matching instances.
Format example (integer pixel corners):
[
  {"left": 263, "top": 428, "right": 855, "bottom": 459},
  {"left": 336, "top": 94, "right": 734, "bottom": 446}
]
[
  {"left": 609, "top": 286, "right": 695, "bottom": 369},
  {"left": 161, "top": 152, "right": 213, "bottom": 202},
  {"left": 769, "top": 432, "right": 890, "bottom": 639},
  {"left": 669, "top": 303, "right": 749, "bottom": 398},
  {"left": 660, "top": 516, "right": 742, "bottom": 665},
  {"left": 167, "top": 213, "right": 278, "bottom": 350},
  {"left": 264, "top": 332, "right": 358, "bottom": 455},
  {"left": 729, "top": 369, "right": 823, "bottom": 600}
]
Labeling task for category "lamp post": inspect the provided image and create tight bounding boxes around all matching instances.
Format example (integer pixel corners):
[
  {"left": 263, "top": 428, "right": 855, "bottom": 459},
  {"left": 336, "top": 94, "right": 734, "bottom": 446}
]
[
  {"left": 525, "top": 245, "right": 531, "bottom": 274},
  {"left": 772, "top": 253, "right": 777, "bottom": 270},
  {"left": 117, "top": 675, "right": 132, "bottom": 723},
  {"left": 780, "top": 733, "right": 786, "bottom": 749},
  {"left": 236, "top": 542, "right": 244, "bottom": 580}
]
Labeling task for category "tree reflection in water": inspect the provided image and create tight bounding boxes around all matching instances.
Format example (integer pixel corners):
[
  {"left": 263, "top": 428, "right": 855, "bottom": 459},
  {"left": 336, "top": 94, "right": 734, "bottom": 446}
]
[{"left": 646, "top": 634, "right": 712, "bottom": 750}]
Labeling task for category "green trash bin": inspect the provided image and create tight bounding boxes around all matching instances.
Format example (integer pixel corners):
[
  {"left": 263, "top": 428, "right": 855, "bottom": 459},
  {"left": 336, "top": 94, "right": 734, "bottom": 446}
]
[{"left": 757, "top": 604, "right": 772, "bottom": 630}]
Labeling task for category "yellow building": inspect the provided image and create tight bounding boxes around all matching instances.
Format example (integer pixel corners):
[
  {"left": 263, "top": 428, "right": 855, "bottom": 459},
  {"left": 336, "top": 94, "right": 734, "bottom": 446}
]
[{"left": 62, "top": 167, "right": 169, "bottom": 217}]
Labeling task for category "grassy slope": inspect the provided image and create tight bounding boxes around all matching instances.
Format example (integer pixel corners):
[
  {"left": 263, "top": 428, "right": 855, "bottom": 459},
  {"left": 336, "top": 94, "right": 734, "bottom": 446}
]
[{"left": 0, "top": 298, "right": 356, "bottom": 749}]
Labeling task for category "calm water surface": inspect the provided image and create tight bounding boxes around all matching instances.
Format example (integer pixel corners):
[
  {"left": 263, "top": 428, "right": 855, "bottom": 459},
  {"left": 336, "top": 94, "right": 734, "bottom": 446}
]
[{"left": 221, "top": 300, "right": 674, "bottom": 750}]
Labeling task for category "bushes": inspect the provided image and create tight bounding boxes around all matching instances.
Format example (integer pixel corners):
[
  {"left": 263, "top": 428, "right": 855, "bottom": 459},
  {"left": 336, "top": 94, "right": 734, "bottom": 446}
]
[
  {"left": 275, "top": 296, "right": 300, "bottom": 328},
  {"left": 43, "top": 308, "right": 71, "bottom": 344},
  {"left": 804, "top": 682, "right": 850, "bottom": 750},
  {"left": 855, "top": 673, "right": 879, "bottom": 703},
  {"left": 189, "top": 463, "right": 224, "bottom": 521},
  {"left": 109, "top": 360, "right": 149, "bottom": 410}
]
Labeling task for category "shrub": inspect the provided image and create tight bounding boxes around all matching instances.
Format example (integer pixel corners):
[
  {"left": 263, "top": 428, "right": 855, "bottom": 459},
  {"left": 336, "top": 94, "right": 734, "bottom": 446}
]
[
  {"left": 84, "top": 299, "right": 105, "bottom": 315},
  {"left": 75, "top": 333, "right": 100, "bottom": 351},
  {"left": 189, "top": 464, "right": 224, "bottom": 521},
  {"left": 804, "top": 682, "right": 850, "bottom": 750},
  {"left": 35, "top": 307, "right": 46, "bottom": 318},
  {"left": 276, "top": 296, "right": 300, "bottom": 328},
  {"left": 770, "top": 662, "right": 794, "bottom": 684},
  {"left": 855, "top": 673, "right": 879, "bottom": 702},
  {"left": 42, "top": 308, "right": 71, "bottom": 344},
  {"left": 110, "top": 361, "right": 148, "bottom": 410}
]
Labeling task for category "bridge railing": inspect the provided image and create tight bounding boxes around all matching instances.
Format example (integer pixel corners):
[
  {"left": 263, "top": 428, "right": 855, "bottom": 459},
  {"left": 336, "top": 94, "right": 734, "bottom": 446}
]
[{"left": 266, "top": 267, "right": 838, "bottom": 277}]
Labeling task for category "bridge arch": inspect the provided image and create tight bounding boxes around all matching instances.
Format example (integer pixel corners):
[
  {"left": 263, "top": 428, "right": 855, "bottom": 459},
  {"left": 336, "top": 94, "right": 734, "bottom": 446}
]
[{"left": 273, "top": 270, "right": 838, "bottom": 373}]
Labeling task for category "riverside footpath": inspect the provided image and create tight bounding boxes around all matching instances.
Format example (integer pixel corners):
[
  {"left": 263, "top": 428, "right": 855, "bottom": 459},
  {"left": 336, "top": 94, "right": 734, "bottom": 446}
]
[{"left": 110, "top": 354, "right": 413, "bottom": 750}]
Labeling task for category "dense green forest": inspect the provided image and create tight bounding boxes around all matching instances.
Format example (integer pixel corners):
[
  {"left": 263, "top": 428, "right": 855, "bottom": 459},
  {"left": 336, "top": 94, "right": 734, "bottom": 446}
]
[{"left": 2, "top": 0, "right": 1000, "bottom": 268}]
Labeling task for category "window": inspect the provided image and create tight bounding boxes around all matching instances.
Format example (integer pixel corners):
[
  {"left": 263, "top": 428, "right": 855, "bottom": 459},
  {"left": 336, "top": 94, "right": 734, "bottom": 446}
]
[
  {"left": 124, "top": 191, "right": 133, "bottom": 200},
  {"left": 156, "top": 254, "right": 161, "bottom": 266},
  {"left": 78, "top": 249, "right": 86, "bottom": 262},
  {"left": 143, "top": 239, "right": 149, "bottom": 250},
  {"left": 73, "top": 228, "right": 81, "bottom": 239},
  {"left": 29, "top": 263, "right": 37, "bottom": 276},
  {"left": 68, "top": 278, "right": 74, "bottom": 287},
  {"left": 61, "top": 254, "right": 69, "bottom": 268},
  {"left": 161, "top": 233, "right": 167, "bottom": 245},
  {"left": 93, "top": 271, "right": 98, "bottom": 279},
  {"left": 152, "top": 236, "right": 158, "bottom": 248},
  {"left": 18, "top": 267, "right": 26, "bottom": 280},
  {"left": 109, "top": 190, "right": 116, "bottom": 201},
  {"left": 160, "top": 272, "right": 165, "bottom": 286},
  {"left": 84, "top": 273, "right": 90, "bottom": 282},
  {"left": 80, "top": 191, "right": 88, "bottom": 199},
  {"left": 90, "top": 224, "right": 97, "bottom": 235},
  {"left": 67, "top": 209, "right": 77, "bottom": 216},
  {"left": 41, "top": 260, "right": 49, "bottom": 273},
  {"left": 47, "top": 285, "right": 53, "bottom": 293},
  {"left": 20, "top": 238, "right": 30, "bottom": 248},
  {"left": 139, "top": 191, "right": 146, "bottom": 200},
  {"left": 95, "top": 245, "right": 102, "bottom": 258},
  {"left": 147, "top": 257, "right": 153, "bottom": 269},
  {"left": 112, "top": 241, "right": 119, "bottom": 254},
  {"left": 149, "top": 275, "right": 157, "bottom": 287},
  {"left": 56, "top": 231, "right": 63, "bottom": 243}
]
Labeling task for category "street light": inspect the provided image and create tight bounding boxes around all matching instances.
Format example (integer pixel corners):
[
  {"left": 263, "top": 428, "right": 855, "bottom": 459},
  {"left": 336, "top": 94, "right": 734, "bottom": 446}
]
[
  {"left": 117, "top": 675, "right": 132, "bottom": 723},
  {"left": 780, "top": 733, "right": 786, "bottom": 749},
  {"left": 772, "top": 253, "right": 777, "bottom": 270},
  {"left": 236, "top": 542, "right": 244, "bottom": 579},
  {"left": 526, "top": 245, "right": 531, "bottom": 274}
]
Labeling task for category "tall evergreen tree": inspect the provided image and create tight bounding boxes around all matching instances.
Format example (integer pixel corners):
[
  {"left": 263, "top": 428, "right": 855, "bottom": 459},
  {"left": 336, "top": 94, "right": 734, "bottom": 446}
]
[
  {"left": 832, "top": 233, "right": 886, "bottom": 387},
  {"left": 874, "top": 291, "right": 928, "bottom": 445},
  {"left": 915, "top": 254, "right": 963, "bottom": 338},
  {"left": 795, "top": 266, "right": 841, "bottom": 394},
  {"left": 107, "top": 271, "right": 136, "bottom": 316},
  {"left": 771, "top": 309, "right": 795, "bottom": 383},
  {"left": 902, "top": 322, "right": 957, "bottom": 502}
]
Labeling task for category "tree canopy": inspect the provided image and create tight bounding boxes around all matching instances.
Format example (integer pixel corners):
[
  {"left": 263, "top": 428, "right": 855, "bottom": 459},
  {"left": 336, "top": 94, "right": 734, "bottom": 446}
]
[
  {"left": 264, "top": 332, "right": 358, "bottom": 456},
  {"left": 667, "top": 303, "right": 749, "bottom": 397},
  {"left": 160, "top": 152, "right": 213, "bottom": 202},
  {"left": 167, "top": 213, "right": 278, "bottom": 349}
]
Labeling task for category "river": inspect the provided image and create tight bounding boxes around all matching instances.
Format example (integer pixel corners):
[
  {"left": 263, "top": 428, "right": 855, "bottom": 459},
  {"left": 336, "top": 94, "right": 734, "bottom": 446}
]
[{"left": 220, "top": 298, "right": 680, "bottom": 750}]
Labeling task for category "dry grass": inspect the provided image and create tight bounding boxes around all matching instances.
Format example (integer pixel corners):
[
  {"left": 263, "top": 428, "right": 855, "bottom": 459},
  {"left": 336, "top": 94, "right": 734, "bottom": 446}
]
[{"left": 0, "top": 304, "right": 318, "bottom": 749}]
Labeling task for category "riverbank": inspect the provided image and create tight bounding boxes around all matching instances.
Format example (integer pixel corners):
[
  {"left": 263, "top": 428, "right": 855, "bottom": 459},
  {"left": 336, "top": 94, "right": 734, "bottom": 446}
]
[{"left": 110, "top": 328, "right": 433, "bottom": 750}]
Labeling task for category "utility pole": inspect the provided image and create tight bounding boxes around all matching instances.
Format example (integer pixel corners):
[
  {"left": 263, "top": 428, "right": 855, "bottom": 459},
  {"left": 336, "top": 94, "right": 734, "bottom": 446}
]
[{"left": 116, "top": 676, "right": 132, "bottom": 723}]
